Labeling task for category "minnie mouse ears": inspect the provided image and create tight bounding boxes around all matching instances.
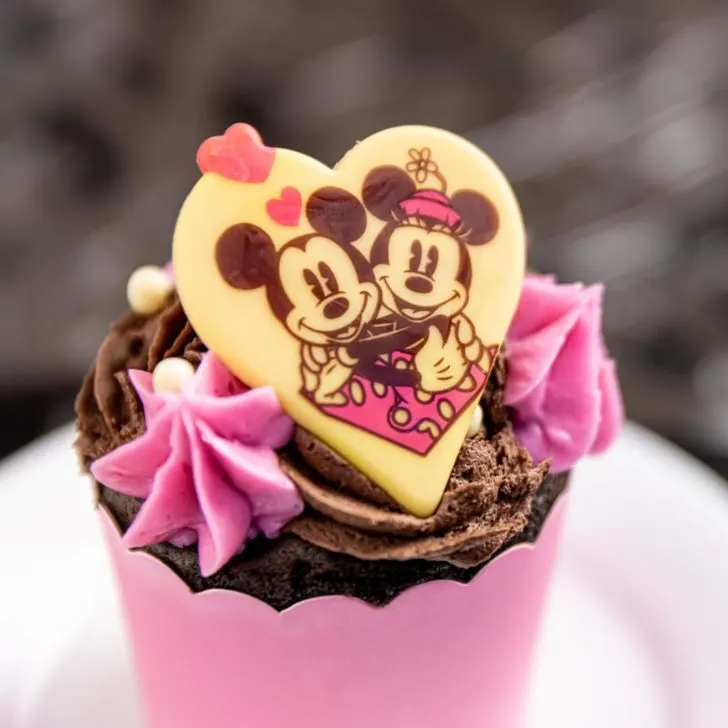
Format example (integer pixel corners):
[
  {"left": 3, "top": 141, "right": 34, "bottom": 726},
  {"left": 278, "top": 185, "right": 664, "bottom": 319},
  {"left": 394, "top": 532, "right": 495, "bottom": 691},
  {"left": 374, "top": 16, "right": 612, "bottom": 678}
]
[{"left": 362, "top": 162, "right": 499, "bottom": 245}]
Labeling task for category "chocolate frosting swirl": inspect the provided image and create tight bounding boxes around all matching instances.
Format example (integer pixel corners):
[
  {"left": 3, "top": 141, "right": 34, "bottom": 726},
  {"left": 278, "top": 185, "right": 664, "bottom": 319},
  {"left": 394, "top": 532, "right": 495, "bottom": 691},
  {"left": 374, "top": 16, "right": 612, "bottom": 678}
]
[
  {"left": 280, "top": 423, "right": 547, "bottom": 567},
  {"left": 76, "top": 296, "right": 566, "bottom": 607},
  {"left": 76, "top": 298, "right": 205, "bottom": 466}
]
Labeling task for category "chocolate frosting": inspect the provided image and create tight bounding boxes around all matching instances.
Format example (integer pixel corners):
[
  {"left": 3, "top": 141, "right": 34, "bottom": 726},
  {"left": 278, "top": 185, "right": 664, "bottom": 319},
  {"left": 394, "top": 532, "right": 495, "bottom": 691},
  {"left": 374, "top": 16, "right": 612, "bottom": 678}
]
[
  {"left": 75, "top": 295, "right": 567, "bottom": 609},
  {"left": 75, "top": 298, "right": 205, "bottom": 467},
  {"left": 280, "top": 425, "right": 546, "bottom": 568}
]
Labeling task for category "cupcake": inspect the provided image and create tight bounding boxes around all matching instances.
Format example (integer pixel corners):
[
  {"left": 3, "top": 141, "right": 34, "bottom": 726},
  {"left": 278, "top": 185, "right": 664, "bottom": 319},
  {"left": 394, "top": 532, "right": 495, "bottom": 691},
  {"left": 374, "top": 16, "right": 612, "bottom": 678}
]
[{"left": 75, "top": 125, "right": 622, "bottom": 728}]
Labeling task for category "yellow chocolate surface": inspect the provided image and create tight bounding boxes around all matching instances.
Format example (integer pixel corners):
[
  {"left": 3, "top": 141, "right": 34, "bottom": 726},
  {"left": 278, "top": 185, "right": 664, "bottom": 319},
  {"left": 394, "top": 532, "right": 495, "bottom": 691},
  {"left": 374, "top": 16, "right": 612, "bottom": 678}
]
[{"left": 173, "top": 126, "right": 525, "bottom": 516}]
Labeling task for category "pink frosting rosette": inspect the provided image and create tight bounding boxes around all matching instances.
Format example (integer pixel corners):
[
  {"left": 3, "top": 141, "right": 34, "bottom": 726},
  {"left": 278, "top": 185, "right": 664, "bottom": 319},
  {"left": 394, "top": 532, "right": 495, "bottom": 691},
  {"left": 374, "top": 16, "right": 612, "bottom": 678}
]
[
  {"left": 91, "top": 352, "right": 303, "bottom": 576},
  {"left": 505, "top": 274, "right": 623, "bottom": 472}
]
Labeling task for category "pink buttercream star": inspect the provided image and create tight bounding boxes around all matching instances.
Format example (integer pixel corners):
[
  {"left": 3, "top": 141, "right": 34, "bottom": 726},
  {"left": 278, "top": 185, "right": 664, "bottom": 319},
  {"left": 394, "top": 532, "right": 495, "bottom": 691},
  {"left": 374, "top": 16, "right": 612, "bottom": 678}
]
[
  {"left": 91, "top": 353, "right": 302, "bottom": 576},
  {"left": 505, "top": 274, "right": 623, "bottom": 472}
]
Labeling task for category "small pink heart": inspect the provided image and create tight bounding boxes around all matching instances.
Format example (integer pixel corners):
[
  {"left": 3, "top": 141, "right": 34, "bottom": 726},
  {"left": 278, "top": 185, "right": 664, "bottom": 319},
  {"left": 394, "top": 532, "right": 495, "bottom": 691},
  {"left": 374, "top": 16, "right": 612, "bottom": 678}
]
[
  {"left": 266, "top": 187, "right": 302, "bottom": 227},
  {"left": 196, "top": 124, "right": 275, "bottom": 183}
]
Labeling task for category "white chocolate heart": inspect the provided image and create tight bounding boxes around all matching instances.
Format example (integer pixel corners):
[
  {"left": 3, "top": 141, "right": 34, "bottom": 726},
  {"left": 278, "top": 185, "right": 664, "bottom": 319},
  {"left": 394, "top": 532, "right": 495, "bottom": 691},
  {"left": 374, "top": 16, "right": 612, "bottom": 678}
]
[{"left": 173, "top": 126, "right": 525, "bottom": 516}]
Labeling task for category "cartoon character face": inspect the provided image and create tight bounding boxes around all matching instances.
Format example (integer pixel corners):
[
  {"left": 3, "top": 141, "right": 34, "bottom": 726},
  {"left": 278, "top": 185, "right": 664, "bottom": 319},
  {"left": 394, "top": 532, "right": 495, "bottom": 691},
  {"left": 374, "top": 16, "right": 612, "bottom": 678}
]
[
  {"left": 214, "top": 186, "right": 379, "bottom": 348},
  {"left": 363, "top": 165, "right": 500, "bottom": 327},
  {"left": 279, "top": 236, "right": 379, "bottom": 346},
  {"left": 373, "top": 225, "right": 467, "bottom": 323}
]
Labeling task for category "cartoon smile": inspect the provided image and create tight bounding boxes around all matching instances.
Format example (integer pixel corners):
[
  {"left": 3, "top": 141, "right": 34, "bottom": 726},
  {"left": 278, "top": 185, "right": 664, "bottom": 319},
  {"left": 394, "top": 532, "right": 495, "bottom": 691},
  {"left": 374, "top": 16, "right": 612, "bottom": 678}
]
[
  {"left": 299, "top": 291, "right": 372, "bottom": 343},
  {"left": 381, "top": 277, "right": 458, "bottom": 322}
]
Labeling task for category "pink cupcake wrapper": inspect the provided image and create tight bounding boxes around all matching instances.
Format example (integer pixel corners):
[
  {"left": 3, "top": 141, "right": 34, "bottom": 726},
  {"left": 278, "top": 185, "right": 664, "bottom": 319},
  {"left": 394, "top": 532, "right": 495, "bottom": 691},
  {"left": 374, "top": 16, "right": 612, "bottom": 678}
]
[{"left": 100, "top": 497, "right": 567, "bottom": 728}]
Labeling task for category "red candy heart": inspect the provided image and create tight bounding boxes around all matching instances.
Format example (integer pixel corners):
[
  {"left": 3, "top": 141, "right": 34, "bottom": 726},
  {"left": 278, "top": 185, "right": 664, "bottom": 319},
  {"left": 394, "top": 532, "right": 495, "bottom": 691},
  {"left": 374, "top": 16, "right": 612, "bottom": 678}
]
[
  {"left": 196, "top": 124, "right": 275, "bottom": 183},
  {"left": 266, "top": 187, "right": 302, "bottom": 227}
]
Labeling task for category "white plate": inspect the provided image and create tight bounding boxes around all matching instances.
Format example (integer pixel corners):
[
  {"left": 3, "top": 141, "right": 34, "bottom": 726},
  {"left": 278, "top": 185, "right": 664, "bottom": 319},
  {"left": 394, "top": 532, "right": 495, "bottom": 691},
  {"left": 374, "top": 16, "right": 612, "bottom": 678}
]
[{"left": 1, "top": 423, "right": 727, "bottom": 728}]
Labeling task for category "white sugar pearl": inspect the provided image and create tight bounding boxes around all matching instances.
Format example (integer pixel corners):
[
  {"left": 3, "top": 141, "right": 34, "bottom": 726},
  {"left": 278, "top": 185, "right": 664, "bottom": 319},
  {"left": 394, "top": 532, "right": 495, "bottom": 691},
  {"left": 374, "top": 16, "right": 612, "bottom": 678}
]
[
  {"left": 467, "top": 404, "right": 484, "bottom": 437},
  {"left": 127, "top": 265, "right": 174, "bottom": 315},
  {"left": 152, "top": 357, "right": 195, "bottom": 394}
]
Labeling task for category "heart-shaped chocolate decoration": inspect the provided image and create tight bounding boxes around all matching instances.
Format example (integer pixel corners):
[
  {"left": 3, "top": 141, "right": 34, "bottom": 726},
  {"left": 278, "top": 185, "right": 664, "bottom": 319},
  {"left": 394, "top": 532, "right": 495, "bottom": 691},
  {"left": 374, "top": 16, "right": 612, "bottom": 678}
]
[
  {"left": 266, "top": 186, "right": 302, "bottom": 227},
  {"left": 173, "top": 126, "right": 525, "bottom": 516},
  {"left": 196, "top": 123, "right": 275, "bottom": 183}
]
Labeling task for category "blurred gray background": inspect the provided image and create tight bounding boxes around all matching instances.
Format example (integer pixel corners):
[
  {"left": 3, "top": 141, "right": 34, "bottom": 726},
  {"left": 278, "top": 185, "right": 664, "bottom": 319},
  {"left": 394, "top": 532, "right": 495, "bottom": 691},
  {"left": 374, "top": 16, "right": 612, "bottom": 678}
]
[{"left": 0, "top": 0, "right": 726, "bottom": 474}]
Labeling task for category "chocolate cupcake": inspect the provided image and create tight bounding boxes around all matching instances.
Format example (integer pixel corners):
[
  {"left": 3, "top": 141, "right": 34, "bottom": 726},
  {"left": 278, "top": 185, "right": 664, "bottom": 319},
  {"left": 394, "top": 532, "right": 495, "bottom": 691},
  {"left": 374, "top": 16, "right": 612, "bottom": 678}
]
[{"left": 76, "top": 124, "right": 622, "bottom": 728}]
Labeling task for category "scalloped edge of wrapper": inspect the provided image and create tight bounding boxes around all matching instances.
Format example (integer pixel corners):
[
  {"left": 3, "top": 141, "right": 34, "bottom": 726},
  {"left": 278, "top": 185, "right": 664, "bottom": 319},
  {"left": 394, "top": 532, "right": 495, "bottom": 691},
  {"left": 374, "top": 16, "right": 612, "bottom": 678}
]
[
  {"left": 100, "top": 492, "right": 566, "bottom": 728},
  {"left": 173, "top": 126, "right": 526, "bottom": 517}
]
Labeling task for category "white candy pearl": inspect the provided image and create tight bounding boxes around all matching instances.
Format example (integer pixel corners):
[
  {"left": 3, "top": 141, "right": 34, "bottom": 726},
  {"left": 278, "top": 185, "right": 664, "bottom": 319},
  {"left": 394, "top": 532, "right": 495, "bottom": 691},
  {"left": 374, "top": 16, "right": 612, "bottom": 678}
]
[
  {"left": 467, "top": 405, "right": 484, "bottom": 437},
  {"left": 127, "top": 265, "right": 174, "bottom": 315},
  {"left": 152, "top": 357, "right": 195, "bottom": 394}
]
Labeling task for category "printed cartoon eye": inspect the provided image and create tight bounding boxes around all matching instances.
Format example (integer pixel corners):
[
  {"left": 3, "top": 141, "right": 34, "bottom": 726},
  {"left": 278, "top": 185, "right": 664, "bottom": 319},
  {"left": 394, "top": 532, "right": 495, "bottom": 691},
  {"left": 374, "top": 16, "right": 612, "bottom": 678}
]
[
  {"left": 408, "top": 240, "right": 423, "bottom": 272},
  {"left": 318, "top": 262, "right": 340, "bottom": 296},
  {"left": 425, "top": 245, "right": 439, "bottom": 277},
  {"left": 303, "top": 268, "right": 325, "bottom": 301}
]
